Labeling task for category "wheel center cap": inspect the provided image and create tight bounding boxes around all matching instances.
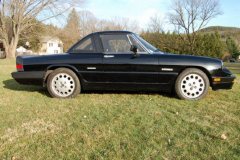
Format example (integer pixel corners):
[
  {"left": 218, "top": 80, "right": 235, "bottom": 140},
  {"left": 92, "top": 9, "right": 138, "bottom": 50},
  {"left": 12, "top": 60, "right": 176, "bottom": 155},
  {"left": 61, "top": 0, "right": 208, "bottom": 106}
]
[
  {"left": 60, "top": 82, "right": 65, "bottom": 87},
  {"left": 192, "top": 84, "right": 197, "bottom": 89},
  {"left": 189, "top": 81, "right": 198, "bottom": 90}
]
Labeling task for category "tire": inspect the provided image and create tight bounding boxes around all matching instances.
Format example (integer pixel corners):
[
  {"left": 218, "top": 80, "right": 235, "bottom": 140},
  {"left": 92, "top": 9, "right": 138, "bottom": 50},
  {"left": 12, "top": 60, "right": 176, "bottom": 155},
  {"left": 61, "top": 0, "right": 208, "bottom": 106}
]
[
  {"left": 47, "top": 68, "right": 81, "bottom": 98},
  {"left": 175, "top": 68, "right": 209, "bottom": 100}
]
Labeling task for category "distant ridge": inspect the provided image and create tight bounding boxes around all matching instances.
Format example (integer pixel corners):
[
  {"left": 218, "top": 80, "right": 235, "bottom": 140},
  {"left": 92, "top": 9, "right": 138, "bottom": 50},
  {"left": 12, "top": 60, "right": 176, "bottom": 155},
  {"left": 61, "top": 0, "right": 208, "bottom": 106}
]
[{"left": 200, "top": 26, "right": 240, "bottom": 33}]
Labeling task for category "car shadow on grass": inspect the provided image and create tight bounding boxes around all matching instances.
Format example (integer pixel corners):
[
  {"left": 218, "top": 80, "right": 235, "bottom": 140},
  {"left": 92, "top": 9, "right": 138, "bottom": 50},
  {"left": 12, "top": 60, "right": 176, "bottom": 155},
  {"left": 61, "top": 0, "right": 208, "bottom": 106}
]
[
  {"left": 82, "top": 90, "right": 177, "bottom": 99},
  {"left": 3, "top": 79, "right": 177, "bottom": 99},
  {"left": 3, "top": 79, "right": 51, "bottom": 97}
]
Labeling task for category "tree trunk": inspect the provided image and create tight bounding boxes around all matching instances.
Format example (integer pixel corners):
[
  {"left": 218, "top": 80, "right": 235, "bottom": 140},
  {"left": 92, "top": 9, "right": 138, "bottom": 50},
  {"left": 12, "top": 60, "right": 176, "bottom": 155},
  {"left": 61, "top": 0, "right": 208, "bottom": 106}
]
[
  {"left": 191, "top": 45, "right": 195, "bottom": 55},
  {"left": 5, "top": 35, "right": 19, "bottom": 59}
]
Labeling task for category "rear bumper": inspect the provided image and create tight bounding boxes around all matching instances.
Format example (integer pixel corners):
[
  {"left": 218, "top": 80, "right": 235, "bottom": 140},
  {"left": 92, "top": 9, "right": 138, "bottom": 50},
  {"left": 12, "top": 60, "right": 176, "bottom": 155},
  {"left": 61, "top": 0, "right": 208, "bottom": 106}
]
[
  {"left": 212, "top": 75, "right": 236, "bottom": 90},
  {"left": 11, "top": 71, "right": 45, "bottom": 85}
]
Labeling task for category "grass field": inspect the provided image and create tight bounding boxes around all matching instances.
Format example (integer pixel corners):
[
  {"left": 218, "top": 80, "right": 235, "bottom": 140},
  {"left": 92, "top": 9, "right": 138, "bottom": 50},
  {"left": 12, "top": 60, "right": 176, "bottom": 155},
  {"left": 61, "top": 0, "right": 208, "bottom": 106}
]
[{"left": 0, "top": 60, "right": 239, "bottom": 159}]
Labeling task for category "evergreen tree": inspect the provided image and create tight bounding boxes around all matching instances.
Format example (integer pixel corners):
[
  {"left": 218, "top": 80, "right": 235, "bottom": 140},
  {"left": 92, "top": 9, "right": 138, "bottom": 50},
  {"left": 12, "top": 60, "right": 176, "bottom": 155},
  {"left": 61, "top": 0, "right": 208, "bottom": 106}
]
[
  {"left": 141, "top": 29, "right": 229, "bottom": 60},
  {"left": 226, "top": 37, "right": 239, "bottom": 59},
  {"left": 194, "top": 31, "right": 226, "bottom": 59},
  {"left": 65, "top": 8, "right": 80, "bottom": 36},
  {"left": 62, "top": 8, "right": 81, "bottom": 51}
]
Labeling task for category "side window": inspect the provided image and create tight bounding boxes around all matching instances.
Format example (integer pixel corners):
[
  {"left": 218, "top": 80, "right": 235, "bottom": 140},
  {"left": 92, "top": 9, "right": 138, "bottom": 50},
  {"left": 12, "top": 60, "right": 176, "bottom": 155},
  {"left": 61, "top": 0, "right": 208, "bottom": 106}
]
[
  {"left": 102, "top": 34, "right": 131, "bottom": 53},
  {"left": 74, "top": 37, "right": 93, "bottom": 51},
  {"left": 128, "top": 35, "right": 146, "bottom": 52}
]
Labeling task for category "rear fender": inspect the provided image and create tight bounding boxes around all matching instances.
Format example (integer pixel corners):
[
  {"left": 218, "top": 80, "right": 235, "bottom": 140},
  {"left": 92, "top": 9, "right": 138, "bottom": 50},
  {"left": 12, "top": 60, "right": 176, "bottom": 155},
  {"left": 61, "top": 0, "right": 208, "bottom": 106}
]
[{"left": 43, "top": 64, "right": 85, "bottom": 88}]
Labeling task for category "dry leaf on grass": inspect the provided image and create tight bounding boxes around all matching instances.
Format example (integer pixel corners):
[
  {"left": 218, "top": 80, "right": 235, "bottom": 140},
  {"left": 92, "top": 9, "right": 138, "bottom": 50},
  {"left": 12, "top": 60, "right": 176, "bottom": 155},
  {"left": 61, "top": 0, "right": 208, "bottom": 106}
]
[{"left": 221, "top": 134, "right": 227, "bottom": 140}]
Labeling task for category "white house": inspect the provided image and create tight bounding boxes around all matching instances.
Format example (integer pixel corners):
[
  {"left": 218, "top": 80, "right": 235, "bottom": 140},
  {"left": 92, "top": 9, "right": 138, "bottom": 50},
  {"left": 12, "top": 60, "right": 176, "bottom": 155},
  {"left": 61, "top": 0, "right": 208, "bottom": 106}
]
[
  {"left": 16, "top": 46, "right": 27, "bottom": 52},
  {"left": 16, "top": 46, "right": 33, "bottom": 56},
  {"left": 39, "top": 36, "right": 63, "bottom": 55}
]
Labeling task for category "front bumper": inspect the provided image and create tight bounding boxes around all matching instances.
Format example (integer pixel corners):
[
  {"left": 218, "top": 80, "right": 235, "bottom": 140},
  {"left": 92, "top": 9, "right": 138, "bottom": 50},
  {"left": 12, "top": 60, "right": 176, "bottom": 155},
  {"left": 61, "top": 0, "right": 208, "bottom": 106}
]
[
  {"left": 11, "top": 71, "right": 45, "bottom": 86},
  {"left": 212, "top": 75, "right": 236, "bottom": 90}
]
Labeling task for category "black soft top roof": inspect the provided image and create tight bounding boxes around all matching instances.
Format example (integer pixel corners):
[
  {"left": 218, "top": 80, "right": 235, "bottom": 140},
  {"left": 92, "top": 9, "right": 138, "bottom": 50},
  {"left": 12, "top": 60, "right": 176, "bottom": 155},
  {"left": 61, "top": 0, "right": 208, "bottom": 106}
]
[
  {"left": 67, "top": 31, "right": 135, "bottom": 53},
  {"left": 92, "top": 30, "right": 134, "bottom": 35}
]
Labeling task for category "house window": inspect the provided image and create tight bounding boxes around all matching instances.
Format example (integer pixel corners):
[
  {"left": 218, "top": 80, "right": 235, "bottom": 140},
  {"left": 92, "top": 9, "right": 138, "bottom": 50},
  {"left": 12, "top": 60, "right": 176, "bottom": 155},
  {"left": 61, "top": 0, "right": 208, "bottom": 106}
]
[
  {"left": 58, "top": 44, "right": 62, "bottom": 47},
  {"left": 54, "top": 50, "right": 58, "bottom": 54},
  {"left": 49, "top": 43, "right": 53, "bottom": 47}
]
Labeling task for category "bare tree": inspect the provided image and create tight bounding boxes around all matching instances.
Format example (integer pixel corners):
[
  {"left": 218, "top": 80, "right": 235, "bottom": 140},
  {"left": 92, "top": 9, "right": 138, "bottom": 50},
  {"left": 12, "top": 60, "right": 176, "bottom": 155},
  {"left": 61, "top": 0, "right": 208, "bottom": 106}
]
[
  {"left": 97, "top": 19, "right": 110, "bottom": 31},
  {"left": 148, "top": 13, "right": 165, "bottom": 33},
  {"left": 77, "top": 11, "right": 141, "bottom": 37},
  {"left": 167, "top": 0, "right": 222, "bottom": 55},
  {"left": 78, "top": 10, "right": 99, "bottom": 37},
  {"left": 110, "top": 17, "right": 140, "bottom": 34},
  {"left": 0, "top": 0, "right": 85, "bottom": 58}
]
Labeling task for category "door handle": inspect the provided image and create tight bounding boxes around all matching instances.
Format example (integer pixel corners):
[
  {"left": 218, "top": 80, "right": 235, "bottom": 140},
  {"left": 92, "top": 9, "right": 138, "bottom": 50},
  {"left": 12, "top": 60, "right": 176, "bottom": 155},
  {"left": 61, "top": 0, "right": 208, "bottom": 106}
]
[{"left": 104, "top": 55, "right": 114, "bottom": 58}]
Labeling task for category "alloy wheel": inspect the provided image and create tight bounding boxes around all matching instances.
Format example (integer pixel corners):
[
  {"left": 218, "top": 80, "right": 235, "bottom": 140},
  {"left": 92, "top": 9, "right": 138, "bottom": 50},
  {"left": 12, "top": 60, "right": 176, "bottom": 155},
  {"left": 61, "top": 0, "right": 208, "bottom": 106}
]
[{"left": 51, "top": 73, "right": 75, "bottom": 98}]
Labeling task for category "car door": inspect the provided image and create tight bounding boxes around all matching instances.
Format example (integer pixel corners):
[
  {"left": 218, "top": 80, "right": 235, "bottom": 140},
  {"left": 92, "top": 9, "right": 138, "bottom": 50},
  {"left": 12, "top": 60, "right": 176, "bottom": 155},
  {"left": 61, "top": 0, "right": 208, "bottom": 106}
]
[
  {"left": 101, "top": 34, "right": 159, "bottom": 85},
  {"left": 68, "top": 35, "right": 103, "bottom": 82}
]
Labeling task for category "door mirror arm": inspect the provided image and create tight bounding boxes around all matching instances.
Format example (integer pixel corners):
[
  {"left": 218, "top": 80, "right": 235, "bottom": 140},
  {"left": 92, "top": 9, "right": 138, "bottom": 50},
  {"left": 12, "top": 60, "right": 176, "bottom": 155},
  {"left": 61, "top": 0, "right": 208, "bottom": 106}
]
[{"left": 130, "top": 45, "right": 139, "bottom": 57}]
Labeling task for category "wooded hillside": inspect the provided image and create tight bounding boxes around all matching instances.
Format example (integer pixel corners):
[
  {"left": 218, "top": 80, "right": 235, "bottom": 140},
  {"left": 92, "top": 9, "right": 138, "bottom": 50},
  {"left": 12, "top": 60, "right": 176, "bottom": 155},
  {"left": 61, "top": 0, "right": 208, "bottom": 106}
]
[
  {"left": 141, "top": 26, "right": 240, "bottom": 61},
  {"left": 200, "top": 26, "right": 240, "bottom": 48}
]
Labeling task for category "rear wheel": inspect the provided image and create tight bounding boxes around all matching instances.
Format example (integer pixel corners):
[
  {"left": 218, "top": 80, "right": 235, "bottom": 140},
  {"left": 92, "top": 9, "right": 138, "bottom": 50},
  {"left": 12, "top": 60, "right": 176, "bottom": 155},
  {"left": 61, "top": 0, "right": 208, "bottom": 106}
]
[
  {"left": 47, "top": 68, "right": 81, "bottom": 98},
  {"left": 175, "top": 68, "right": 209, "bottom": 100}
]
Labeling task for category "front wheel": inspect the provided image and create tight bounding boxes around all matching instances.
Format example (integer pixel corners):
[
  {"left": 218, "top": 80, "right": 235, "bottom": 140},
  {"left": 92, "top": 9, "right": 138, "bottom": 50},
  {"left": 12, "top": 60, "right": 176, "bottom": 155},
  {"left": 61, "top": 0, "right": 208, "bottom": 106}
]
[
  {"left": 175, "top": 68, "right": 209, "bottom": 100},
  {"left": 47, "top": 68, "right": 81, "bottom": 98}
]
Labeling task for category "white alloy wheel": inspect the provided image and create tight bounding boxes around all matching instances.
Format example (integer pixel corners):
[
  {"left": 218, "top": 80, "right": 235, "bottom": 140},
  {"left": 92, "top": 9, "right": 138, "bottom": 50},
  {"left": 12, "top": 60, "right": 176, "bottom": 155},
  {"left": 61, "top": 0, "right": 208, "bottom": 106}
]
[
  {"left": 47, "top": 68, "right": 81, "bottom": 98},
  {"left": 180, "top": 73, "right": 205, "bottom": 99},
  {"left": 51, "top": 73, "right": 75, "bottom": 97},
  {"left": 175, "top": 68, "right": 209, "bottom": 100}
]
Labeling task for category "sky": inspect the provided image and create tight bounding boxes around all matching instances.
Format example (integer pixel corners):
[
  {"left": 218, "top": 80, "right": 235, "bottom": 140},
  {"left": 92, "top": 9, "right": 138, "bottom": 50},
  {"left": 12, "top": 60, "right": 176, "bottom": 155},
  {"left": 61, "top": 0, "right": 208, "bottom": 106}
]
[{"left": 82, "top": 0, "right": 240, "bottom": 31}]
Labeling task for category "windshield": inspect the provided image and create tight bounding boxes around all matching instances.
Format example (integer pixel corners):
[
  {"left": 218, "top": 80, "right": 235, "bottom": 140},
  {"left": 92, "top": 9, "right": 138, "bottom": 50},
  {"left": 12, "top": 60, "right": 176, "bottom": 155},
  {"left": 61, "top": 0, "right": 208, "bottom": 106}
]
[{"left": 135, "top": 35, "right": 158, "bottom": 53}]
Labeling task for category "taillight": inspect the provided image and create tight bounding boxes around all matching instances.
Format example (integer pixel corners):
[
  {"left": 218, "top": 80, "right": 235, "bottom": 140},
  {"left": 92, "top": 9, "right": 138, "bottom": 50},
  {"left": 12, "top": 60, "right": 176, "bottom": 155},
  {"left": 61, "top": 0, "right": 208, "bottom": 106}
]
[
  {"left": 16, "top": 65, "right": 24, "bottom": 71},
  {"left": 16, "top": 65, "right": 23, "bottom": 69}
]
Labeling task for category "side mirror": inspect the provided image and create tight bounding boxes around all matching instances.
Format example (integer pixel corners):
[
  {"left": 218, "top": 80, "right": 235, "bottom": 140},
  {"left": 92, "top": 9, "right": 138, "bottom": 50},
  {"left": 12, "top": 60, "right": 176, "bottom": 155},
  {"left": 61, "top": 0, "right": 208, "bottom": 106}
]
[{"left": 130, "top": 45, "right": 138, "bottom": 54}]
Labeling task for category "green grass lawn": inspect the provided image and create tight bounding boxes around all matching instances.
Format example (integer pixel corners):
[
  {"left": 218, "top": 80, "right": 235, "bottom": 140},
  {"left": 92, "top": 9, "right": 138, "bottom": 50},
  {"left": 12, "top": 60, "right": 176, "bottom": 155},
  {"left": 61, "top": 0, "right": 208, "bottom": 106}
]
[
  {"left": 224, "top": 62, "right": 240, "bottom": 74},
  {"left": 0, "top": 59, "right": 239, "bottom": 159}
]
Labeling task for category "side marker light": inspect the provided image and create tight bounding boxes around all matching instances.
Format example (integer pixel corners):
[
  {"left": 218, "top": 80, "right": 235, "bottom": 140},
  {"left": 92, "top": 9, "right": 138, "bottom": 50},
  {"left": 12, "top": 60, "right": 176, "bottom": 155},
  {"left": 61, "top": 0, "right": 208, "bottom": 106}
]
[{"left": 214, "top": 78, "right": 221, "bottom": 82}]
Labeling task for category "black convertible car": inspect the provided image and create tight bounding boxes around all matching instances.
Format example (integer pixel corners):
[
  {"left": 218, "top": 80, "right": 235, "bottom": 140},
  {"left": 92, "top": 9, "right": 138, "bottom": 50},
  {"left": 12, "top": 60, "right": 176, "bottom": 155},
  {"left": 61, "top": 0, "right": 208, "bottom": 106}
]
[{"left": 12, "top": 31, "right": 236, "bottom": 100}]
